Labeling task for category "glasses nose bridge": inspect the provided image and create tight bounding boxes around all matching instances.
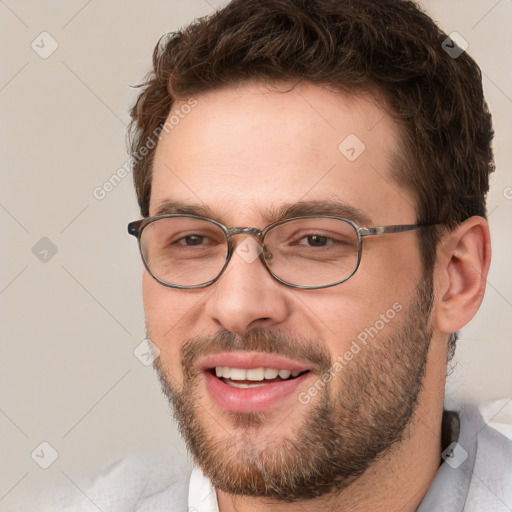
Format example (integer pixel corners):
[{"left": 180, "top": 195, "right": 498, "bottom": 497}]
[{"left": 225, "top": 226, "right": 264, "bottom": 242}]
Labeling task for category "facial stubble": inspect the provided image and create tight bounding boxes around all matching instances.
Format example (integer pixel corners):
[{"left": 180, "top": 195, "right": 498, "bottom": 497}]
[{"left": 151, "top": 277, "right": 434, "bottom": 501}]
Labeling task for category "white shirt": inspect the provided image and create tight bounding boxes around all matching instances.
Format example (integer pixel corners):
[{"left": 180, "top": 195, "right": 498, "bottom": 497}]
[{"left": 36, "top": 400, "right": 512, "bottom": 512}]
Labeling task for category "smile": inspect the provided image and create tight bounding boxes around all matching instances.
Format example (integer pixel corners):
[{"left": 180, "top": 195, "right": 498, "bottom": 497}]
[
  {"left": 214, "top": 366, "right": 306, "bottom": 388},
  {"left": 198, "top": 353, "right": 314, "bottom": 413}
]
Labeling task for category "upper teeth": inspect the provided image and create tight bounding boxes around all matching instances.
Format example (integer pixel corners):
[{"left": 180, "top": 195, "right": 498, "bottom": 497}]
[{"left": 215, "top": 367, "right": 302, "bottom": 381}]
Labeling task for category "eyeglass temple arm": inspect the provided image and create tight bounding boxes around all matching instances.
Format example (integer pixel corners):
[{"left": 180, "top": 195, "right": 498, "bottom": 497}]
[{"left": 359, "top": 224, "right": 431, "bottom": 238}]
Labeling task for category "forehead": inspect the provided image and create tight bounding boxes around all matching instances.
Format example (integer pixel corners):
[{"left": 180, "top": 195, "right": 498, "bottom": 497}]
[{"left": 151, "top": 82, "right": 415, "bottom": 225}]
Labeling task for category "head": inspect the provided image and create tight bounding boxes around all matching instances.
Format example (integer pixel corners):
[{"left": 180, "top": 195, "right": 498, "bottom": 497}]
[{"left": 128, "top": 0, "right": 493, "bottom": 502}]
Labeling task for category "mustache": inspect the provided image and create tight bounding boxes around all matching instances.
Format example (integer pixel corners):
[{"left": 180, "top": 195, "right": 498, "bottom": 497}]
[{"left": 180, "top": 327, "right": 332, "bottom": 380}]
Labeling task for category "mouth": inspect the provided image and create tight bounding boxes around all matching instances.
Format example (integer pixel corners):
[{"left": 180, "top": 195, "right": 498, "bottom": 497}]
[
  {"left": 210, "top": 366, "right": 309, "bottom": 388},
  {"left": 198, "top": 352, "right": 314, "bottom": 413}
]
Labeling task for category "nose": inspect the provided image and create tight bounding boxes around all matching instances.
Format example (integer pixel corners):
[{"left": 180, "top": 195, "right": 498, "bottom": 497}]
[{"left": 204, "top": 237, "right": 290, "bottom": 335}]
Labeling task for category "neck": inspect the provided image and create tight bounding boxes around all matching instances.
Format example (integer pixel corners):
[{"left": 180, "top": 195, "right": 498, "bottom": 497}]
[{"left": 217, "top": 338, "right": 448, "bottom": 512}]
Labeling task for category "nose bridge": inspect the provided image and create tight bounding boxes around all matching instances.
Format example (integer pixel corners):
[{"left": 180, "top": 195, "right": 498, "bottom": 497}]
[
  {"left": 207, "top": 227, "right": 289, "bottom": 334},
  {"left": 226, "top": 226, "right": 263, "bottom": 239},
  {"left": 217, "top": 226, "right": 273, "bottom": 290}
]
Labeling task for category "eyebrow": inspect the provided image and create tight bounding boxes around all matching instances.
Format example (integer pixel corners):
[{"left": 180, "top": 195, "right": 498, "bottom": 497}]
[
  {"left": 154, "top": 200, "right": 213, "bottom": 217},
  {"left": 270, "top": 201, "right": 372, "bottom": 226},
  {"left": 153, "top": 199, "right": 373, "bottom": 226}
]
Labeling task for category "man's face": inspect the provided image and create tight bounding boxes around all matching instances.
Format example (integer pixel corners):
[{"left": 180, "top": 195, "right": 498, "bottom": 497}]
[{"left": 144, "top": 82, "right": 433, "bottom": 499}]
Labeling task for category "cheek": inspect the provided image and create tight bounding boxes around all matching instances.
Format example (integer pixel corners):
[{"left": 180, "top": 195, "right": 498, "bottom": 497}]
[
  {"left": 142, "top": 272, "right": 200, "bottom": 329},
  {"left": 142, "top": 273, "right": 194, "bottom": 378},
  {"left": 296, "top": 256, "right": 419, "bottom": 359},
  {"left": 142, "top": 272, "right": 164, "bottom": 332},
  {"left": 298, "top": 289, "right": 386, "bottom": 355}
]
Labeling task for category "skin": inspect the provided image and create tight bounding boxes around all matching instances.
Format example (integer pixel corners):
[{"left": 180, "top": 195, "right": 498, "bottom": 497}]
[{"left": 143, "top": 81, "right": 491, "bottom": 511}]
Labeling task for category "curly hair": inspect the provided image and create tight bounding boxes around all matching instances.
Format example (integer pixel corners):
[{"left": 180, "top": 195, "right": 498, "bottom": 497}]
[{"left": 128, "top": 0, "right": 494, "bottom": 287}]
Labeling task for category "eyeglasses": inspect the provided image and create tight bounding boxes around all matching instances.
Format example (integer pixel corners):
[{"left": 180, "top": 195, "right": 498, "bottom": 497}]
[{"left": 128, "top": 214, "right": 433, "bottom": 290}]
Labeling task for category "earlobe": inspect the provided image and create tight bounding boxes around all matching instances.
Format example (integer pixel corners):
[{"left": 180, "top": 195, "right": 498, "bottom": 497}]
[{"left": 434, "top": 217, "right": 491, "bottom": 334}]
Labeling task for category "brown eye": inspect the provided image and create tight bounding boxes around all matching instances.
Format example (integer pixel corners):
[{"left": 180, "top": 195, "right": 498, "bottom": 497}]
[
  {"left": 177, "top": 235, "right": 205, "bottom": 246},
  {"left": 303, "top": 235, "right": 330, "bottom": 247}
]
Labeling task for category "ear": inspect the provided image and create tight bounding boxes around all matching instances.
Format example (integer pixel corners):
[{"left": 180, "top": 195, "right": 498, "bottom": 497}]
[{"left": 433, "top": 216, "right": 491, "bottom": 334}]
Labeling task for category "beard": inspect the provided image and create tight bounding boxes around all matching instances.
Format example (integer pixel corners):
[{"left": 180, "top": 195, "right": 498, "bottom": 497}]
[{"left": 151, "top": 275, "right": 434, "bottom": 502}]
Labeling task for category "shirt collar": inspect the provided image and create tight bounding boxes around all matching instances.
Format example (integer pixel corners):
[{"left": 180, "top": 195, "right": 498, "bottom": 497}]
[{"left": 187, "top": 407, "right": 479, "bottom": 512}]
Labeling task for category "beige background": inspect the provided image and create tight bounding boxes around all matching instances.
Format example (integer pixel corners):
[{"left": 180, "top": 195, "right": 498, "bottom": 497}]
[{"left": 1, "top": 0, "right": 511, "bottom": 507}]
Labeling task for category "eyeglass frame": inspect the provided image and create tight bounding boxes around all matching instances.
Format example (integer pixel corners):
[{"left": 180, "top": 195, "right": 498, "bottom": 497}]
[{"left": 127, "top": 214, "right": 436, "bottom": 290}]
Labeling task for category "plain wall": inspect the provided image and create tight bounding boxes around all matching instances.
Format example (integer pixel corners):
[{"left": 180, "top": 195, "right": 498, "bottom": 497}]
[{"left": 1, "top": 0, "right": 511, "bottom": 507}]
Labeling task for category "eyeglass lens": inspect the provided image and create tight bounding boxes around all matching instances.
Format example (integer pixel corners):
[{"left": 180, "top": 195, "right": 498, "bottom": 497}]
[{"left": 140, "top": 217, "right": 360, "bottom": 288}]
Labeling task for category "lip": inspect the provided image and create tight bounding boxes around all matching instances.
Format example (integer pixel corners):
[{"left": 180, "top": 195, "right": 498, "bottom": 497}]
[
  {"left": 198, "top": 351, "right": 314, "bottom": 413},
  {"left": 198, "top": 351, "right": 311, "bottom": 373},
  {"left": 203, "top": 371, "right": 312, "bottom": 413}
]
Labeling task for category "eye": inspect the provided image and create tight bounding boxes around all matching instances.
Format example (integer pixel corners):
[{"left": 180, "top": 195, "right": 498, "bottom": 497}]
[
  {"left": 176, "top": 234, "right": 207, "bottom": 246},
  {"left": 299, "top": 235, "right": 332, "bottom": 247},
  {"left": 168, "top": 228, "right": 226, "bottom": 249}
]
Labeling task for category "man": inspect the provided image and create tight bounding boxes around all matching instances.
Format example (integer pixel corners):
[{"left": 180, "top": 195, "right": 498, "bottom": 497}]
[{"left": 44, "top": 0, "right": 511, "bottom": 510}]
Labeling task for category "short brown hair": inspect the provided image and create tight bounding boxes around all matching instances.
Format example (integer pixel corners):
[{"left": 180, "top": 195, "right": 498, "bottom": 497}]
[{"left": 129, "top": 0, "right": 494, "bottom": 271}]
